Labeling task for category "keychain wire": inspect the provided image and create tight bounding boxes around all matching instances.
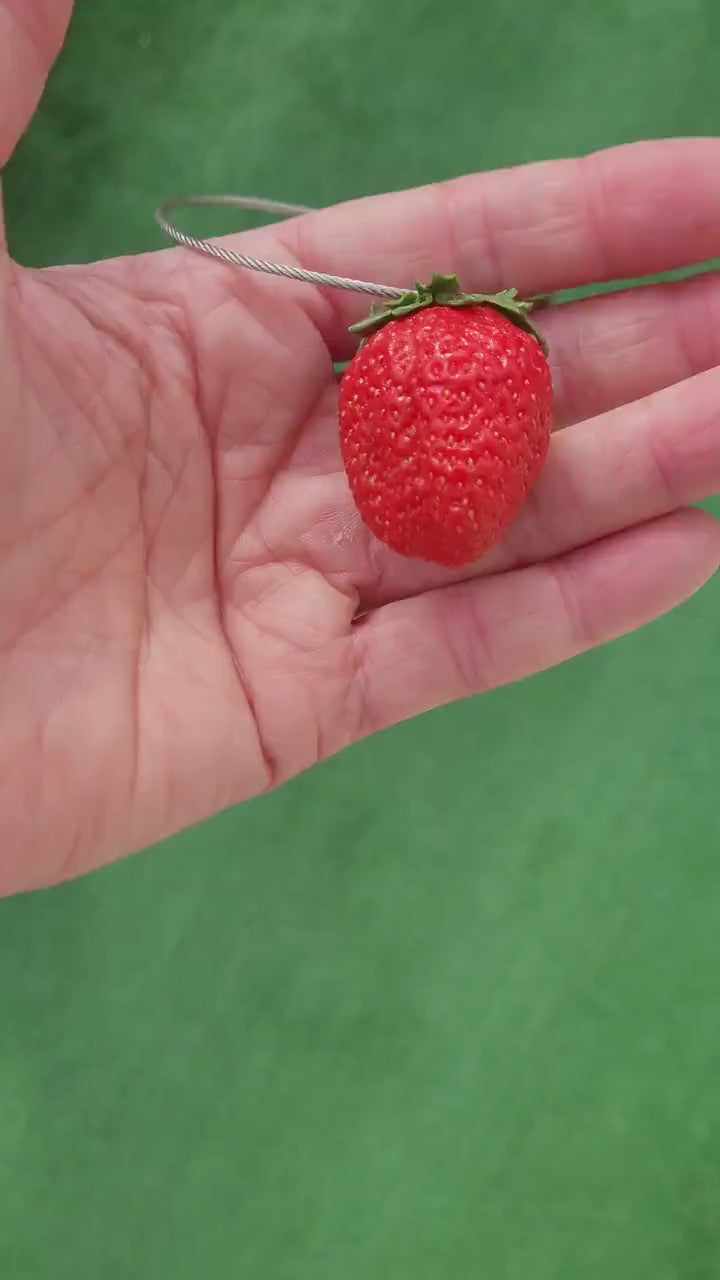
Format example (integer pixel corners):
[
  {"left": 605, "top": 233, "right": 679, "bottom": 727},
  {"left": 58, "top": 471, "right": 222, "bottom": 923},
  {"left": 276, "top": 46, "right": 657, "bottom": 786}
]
[{"left": 154, "top": 195, "right": 407, "bottom": 300}]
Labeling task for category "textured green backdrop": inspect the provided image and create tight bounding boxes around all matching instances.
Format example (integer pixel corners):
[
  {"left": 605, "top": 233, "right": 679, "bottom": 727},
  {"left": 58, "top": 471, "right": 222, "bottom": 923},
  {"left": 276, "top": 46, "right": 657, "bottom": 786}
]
[{"left": 2, "top": 1, "right": 720, "bottom": 1276}]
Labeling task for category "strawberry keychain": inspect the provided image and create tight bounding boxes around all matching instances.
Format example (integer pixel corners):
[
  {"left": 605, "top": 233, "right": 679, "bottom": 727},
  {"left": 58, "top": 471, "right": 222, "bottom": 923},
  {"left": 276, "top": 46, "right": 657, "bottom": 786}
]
[
  {"left": 157, "top": 196, "right": 553, "bottom": 567},
  {"left": 339, "top": 276, "right": 552, "bottom": 567}
]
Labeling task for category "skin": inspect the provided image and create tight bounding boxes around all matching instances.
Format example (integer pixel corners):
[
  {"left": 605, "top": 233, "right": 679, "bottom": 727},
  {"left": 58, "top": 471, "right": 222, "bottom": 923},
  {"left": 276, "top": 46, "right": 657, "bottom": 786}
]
[{"left": 2, "top": 1, "right": 720, "bottom": 897}]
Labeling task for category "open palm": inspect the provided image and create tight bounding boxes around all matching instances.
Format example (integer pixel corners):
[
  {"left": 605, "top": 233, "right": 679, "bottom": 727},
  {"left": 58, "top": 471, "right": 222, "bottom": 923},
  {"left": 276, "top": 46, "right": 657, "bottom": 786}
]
[{"left": 3, "top": 1, "right": 720, "bottom": 895}]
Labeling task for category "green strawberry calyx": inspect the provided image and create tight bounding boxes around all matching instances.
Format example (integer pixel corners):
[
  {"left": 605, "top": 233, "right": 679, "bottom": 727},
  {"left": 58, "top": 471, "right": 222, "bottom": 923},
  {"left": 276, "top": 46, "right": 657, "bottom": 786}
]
[{"left": 349, "top": 273, "right": 548, "bottom": 353}]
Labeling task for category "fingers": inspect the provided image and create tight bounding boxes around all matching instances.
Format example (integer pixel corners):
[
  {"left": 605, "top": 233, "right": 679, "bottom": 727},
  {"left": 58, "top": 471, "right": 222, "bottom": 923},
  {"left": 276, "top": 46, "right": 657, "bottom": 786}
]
[
  {"left": 355, "top": 363, "right": 720, "bottom": 609},
  {"left": 0, "top": 1, "right": 72, "bottom": 170},
  {"left": 275, "top": 137, "right": 720, "bottom": 357},
  {"left": 205, "top": 216, "right": 720, "bottom": 432},
  {"left": 352, "top": 509, "right": 720, "bottom": 734}
]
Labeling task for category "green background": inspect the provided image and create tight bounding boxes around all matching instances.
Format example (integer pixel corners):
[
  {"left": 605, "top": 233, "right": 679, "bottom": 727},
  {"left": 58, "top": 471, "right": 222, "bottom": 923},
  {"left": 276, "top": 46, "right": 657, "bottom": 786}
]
[{"left": 3, "top": 1, "right": 720, "bottom": 1276}]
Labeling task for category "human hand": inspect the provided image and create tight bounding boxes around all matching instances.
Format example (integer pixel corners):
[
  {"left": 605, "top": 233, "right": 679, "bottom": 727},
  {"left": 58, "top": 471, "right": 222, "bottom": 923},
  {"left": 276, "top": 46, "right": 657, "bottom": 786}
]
[{"left": 2, "top": 1, "right": 720, "bottom": 896}]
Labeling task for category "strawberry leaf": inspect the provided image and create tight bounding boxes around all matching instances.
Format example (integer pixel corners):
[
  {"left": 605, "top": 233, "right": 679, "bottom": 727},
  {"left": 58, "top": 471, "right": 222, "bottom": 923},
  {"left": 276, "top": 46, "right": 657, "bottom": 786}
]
[{"left": 349, "top": 274, "right": 549, "bottom": 353}]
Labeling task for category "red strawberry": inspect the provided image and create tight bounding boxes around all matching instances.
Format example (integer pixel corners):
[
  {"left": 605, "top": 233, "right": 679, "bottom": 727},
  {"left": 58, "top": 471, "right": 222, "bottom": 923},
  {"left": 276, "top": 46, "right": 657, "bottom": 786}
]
[{"left": 338, "top": 275, "right": 553, "bottom": 567}]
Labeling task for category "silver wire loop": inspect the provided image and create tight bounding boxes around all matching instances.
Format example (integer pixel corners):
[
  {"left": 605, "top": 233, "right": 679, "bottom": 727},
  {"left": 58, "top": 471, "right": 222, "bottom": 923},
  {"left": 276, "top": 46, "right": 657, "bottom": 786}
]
[{"left": 154, "top": 194, "right": 406, "bottom": 300}]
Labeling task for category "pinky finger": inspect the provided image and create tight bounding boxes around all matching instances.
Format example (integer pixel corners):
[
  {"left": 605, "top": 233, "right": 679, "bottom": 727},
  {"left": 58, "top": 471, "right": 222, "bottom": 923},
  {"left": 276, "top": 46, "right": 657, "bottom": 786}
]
[{"left": 352, "top": 509, "right": 720, "bottom": 734}]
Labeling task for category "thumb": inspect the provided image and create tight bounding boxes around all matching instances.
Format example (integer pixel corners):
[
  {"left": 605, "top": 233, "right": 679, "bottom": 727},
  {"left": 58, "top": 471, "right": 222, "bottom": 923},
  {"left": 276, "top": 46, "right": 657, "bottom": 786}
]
[{"left": 0, "top": 1, "right": 73, "bottom": 169}]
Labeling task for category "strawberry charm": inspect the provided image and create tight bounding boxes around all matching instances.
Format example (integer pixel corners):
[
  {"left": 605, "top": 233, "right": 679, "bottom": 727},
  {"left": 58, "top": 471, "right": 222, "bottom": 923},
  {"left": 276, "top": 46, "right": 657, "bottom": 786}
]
[{"left": 338, "top": 275, "right": 553, "bottom": 568}]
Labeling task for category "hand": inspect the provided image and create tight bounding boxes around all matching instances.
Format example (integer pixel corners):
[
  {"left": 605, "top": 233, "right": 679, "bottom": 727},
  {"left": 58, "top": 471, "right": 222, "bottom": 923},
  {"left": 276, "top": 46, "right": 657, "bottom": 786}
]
[{"left": 2, "top": 1, "right": 720, "bottom": 896}]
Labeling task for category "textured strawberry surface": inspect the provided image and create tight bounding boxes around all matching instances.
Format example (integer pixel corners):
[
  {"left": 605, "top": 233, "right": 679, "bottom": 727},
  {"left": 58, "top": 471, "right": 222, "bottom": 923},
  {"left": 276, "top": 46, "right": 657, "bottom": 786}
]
[{"left": 339, "top": 305, "right": 553, "bottom": 567}]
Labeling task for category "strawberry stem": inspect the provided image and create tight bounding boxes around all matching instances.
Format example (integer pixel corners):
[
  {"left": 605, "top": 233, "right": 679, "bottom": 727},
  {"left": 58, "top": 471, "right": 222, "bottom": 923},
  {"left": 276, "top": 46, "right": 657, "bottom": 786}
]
[{"left": 350, "top": 273, "right": 548, "bottom": 352}]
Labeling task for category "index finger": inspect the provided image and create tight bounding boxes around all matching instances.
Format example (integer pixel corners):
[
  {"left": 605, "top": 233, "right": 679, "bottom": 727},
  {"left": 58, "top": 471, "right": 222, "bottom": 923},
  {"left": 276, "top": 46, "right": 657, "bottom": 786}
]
[{"left": 276, "top": 137, "right": 720, "bottom": 357}]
